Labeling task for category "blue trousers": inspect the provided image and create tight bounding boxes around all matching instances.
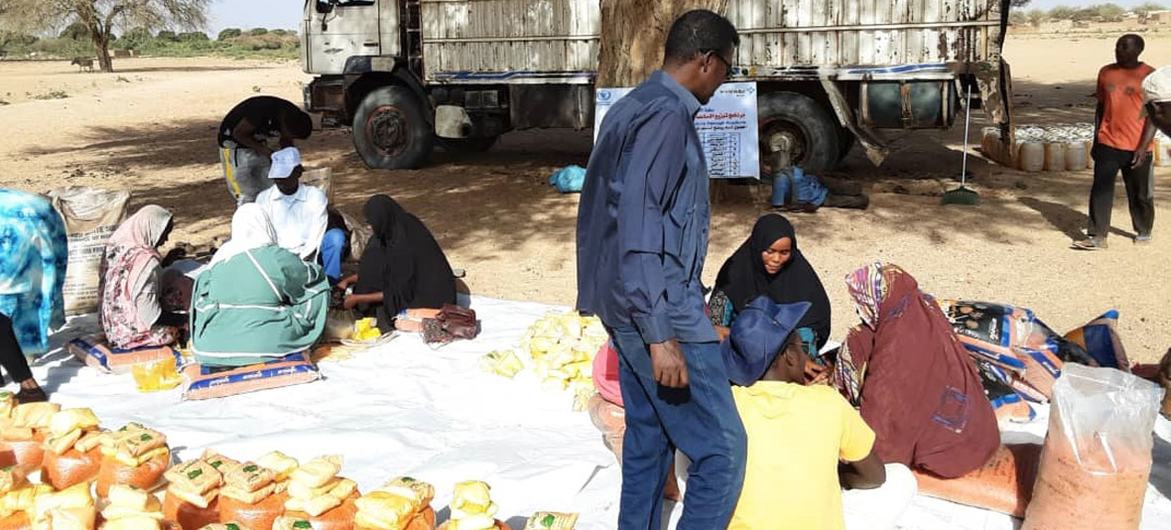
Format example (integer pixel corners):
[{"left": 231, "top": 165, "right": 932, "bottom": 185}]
[
  {"left": 608, "top": 326, "right": 746, "bottom": 530},
  {"left": 319, "top": 228, "right": 346, "bottom": 283}
]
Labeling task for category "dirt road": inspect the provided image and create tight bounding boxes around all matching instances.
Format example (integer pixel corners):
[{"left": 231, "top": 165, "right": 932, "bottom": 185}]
[{"left": 1, "top": 37, "right": 1169, "bottom": 362}]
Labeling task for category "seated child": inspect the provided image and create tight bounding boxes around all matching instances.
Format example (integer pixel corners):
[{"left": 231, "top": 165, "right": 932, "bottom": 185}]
[{"left": 722, "top": 296, "right": 915, "bottom": 530}]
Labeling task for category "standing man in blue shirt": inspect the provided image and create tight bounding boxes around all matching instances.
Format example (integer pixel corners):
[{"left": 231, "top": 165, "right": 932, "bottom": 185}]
[{"left": 576, "top": 10, "right": 743, "bottom": 530}]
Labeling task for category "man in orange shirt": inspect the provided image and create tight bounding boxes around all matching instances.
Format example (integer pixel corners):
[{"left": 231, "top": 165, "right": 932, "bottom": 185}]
[{"left": 1075, "top": 34, "right": 1156, "bottom": 250}]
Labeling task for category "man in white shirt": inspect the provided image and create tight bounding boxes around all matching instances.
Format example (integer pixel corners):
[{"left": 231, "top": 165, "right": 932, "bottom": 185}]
[
  {"left": 256, "top": 147, "right": 347, "bottom": 283},
  {"left": 1142, "top": 66, "right": 1171, "bottom": 138}
]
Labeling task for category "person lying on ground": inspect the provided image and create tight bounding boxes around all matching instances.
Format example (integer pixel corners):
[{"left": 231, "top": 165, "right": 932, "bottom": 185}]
[
  {"left": 722, "top": 296, "right": 915, "bottom": 530},
  {"left": 218, "top": 95, "right": 313, "bottom": 205},
  {"left": 190, "top": 204, "right": 329, "bottom": 366},
  {"left": 710, "top": 214, "right": 831, "bottom": 356},
  {"left": 338, "top": 195, "right": 456, "bottom": 331},
  {"left": 0, "top": 313, "right": 48, "bottom": 404},
  {"left": 1075, "top": 34, "right": 1156, "bottom": 250},
  {"left": 831, "top": 262, "right": 998, "bottom": 478},
  {"left": 99, "top": 205, "right": 187, "bottom": 350},
  {"left": 0, "top": 189, "right": 68, "bottom": 357},
  {"left": 256, "top": 147, "right": 347, "bottom": 284},
  {"left": 770, "top": 168, "right": 869, "bottom": 211},
  {"left": 1139, "top": 66, "right": 1171, "bottom": 147}
]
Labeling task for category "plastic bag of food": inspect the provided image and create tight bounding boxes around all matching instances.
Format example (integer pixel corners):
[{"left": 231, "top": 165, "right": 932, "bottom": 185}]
[
  {"left": 1022, "top": 364, "right": 1164, "bottom": 530},
  {"left": 939, "top": 300, "right": 1107, "bottom": 401}
]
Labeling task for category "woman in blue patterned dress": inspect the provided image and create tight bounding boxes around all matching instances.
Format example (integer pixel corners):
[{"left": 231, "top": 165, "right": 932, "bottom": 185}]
[{"left": 0, "top": 189, "right": 65, "bottom": 402}]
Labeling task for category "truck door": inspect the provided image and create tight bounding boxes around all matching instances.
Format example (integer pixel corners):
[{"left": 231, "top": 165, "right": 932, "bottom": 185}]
[{"left": 306, "top": 0, "right": 382, "bottom": 75}]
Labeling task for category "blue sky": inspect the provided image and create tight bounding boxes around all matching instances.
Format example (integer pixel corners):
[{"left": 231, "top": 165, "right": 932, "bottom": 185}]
[{"left": 208, "top": 0, "right": 303, "bottom": 34}]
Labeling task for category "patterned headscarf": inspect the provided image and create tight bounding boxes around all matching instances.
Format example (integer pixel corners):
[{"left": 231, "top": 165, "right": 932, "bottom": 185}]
[{"left": 845, "top": 261, "right": 894, "bottom": 330}]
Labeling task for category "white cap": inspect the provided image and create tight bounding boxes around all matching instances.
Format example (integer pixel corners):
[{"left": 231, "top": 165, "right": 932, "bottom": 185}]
[
  {"left": 268, "top": 147, "right": 302, "bottom": 179},
  {"left": 1143, "top": 66, "right": 1171, "bottom": 104}
]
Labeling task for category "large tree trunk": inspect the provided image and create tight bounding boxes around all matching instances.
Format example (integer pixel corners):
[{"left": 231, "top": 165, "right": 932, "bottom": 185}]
[
  {"left": 93, "top": 33, "right": 113, "bottom": 72},
  {"left": 595, "top": 0, "right": 727, "bottom": 87}
]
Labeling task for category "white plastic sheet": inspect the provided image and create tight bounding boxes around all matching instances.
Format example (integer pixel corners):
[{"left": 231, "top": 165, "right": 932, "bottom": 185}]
[{"left": 24, "top": 297, "right": 1171, "bottom": 530}]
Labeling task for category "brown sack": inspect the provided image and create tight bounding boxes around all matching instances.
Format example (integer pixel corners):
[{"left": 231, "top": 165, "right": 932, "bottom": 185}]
[
  {"left": 914, "top": 443, "right": 1041, "bottom": 518},
  {"left": 48, "top": 187, "right": 130, "bottom": 315}
]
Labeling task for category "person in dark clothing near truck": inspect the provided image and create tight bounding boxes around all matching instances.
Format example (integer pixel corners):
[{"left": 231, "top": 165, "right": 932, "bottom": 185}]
[
  {"left": 576, "top": 10, "right": 745, "bottom": 530},
  {"left": 218, "top": 96, "right": 314, "bottom": 205},
  {"left": 1075, "top": 34, "right": 1156, "bottom": 250}
]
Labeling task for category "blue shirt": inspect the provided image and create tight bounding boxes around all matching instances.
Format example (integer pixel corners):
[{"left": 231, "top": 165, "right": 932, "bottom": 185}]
[{"left": 576, "top": 71, "right": 717, "bottom": 344}]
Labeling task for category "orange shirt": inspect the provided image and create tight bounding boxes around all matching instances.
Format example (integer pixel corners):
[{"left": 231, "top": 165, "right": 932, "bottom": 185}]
[{"left": 1096, "top": 63, "right": 1155, "bottom": 151}]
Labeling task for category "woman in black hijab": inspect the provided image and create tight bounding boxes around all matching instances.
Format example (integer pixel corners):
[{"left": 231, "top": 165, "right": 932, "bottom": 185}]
[
  {"left": 340, "top": 195, "right": 456, "bottom": 330},
  {"left": 711, "top": 214, "right": 832, "bottom": 349}
]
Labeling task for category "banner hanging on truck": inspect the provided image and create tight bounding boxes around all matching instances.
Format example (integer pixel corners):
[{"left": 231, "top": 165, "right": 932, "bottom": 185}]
[{"left": 594, "top": 82, "right": 760, "bottom": 179}]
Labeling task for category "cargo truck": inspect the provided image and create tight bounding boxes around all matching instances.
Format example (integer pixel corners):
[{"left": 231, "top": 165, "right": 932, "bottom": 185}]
[{"left": 301, "top": 0, "right": 1016, "bottom": 174}]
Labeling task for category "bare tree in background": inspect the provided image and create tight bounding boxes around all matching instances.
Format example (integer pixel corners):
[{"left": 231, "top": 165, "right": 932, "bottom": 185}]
[
  {"left": 4, "top": 0, "right": 210, "bottom": 72},
  {"left": 596, "top": 0, "right": 728, "bottom": 87}
]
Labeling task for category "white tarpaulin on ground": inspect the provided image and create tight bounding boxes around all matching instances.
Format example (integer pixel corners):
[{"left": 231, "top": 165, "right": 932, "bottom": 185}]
[{"left": 26, "top": 296, "right": 1171, "bottom": 529}]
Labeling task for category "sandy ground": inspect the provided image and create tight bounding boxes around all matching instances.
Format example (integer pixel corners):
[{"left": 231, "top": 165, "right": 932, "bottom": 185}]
[{"left": 1, "top": 36, "right": 1170, "bottom": 363}]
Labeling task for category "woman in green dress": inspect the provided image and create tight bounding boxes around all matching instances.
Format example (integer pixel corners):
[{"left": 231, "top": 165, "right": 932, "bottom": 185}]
[{"left": 190, "top": 204, "right": 329, "bottom": 366}]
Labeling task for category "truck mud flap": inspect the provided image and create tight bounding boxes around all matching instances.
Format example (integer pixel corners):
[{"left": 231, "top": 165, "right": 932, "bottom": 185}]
[{"left": 820, "top": 77, "right": 889, "bottom": 167}]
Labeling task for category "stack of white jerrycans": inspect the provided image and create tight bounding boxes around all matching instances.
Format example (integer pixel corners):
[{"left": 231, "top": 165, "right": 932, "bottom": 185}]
[{"left": 982, "top": 123, "right": 1171, "bottom": 172}]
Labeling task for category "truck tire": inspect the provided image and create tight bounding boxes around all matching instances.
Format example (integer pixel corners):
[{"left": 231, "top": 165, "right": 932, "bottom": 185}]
[
  {"left": 352, "top": 86, "right": 434, "bottom": 170},
  {"left": 757, "top": 92, "right": 841, "bottom": 175}
]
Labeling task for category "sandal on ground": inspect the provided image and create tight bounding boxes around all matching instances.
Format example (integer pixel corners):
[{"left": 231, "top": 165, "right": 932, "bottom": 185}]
[{"left": 1072, "top": 237, "right": 1107, "bottom": 250}]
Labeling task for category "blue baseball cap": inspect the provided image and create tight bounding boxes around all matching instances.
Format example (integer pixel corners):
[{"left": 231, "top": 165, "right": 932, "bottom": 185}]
[{"left": 721, "top": 297, "right": 811, "bottom": 386}]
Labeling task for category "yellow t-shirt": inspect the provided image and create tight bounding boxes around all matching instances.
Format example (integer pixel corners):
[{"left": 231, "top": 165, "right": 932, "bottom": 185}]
[{"left": 728, "top": 382, "right": 876, "bottom": 530}]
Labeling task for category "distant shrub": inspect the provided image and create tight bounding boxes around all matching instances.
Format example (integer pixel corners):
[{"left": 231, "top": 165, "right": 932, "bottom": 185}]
[
  {"left": 156, "top": 30, "right": 179, "bottom": 42},
  {"left": 248, "top": 28, "right": 268, "bottom": 36},
  {"left": 178, "top": 32, "right": 209, "bottom": 42},
  {"left": 218, "top": 28, "right": 243, "bottom": 40}
]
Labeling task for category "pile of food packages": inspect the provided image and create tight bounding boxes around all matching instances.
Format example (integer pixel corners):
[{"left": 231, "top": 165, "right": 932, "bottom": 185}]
[
  {"left": 0, "top": 394, "right": 579, "bottom": 530},
  {"left": 479, "top": 312, "right": 608, "bottom": 411}
]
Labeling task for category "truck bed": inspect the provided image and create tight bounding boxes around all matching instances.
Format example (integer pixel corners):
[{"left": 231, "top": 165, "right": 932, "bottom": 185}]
[{"left": 420, "top": 0, "right": 1007, "bottom": 84}]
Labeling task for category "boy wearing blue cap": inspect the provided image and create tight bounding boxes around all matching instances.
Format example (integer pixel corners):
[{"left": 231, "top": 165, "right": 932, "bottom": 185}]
[{"left": 723, "top": 297, "right": 913, "bottom": 530}]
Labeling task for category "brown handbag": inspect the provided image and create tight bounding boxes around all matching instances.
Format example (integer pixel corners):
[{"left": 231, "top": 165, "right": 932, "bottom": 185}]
[{"left": 437, "top": 305, "right": 480, "bottom": 340}]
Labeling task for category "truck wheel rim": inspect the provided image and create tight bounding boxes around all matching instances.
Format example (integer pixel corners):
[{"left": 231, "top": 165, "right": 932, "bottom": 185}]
[
  {"left": 759, "top": 119, "right": 808, "bottom": 175},
  {"left": 367, "top": 106, "right": 409, "bottom": 157}
]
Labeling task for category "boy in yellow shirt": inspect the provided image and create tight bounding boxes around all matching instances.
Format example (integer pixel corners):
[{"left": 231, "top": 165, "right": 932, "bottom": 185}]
[{"left": 721, "top": 297, "right": 914, "bottom": 530}]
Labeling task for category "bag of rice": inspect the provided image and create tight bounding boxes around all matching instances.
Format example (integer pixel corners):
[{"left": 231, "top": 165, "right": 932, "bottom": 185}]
[{"left": 1021, "top": 364, "right": 1163, "bottom": 530}]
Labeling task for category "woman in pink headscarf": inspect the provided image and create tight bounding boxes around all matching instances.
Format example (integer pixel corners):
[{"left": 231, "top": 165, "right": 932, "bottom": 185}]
[{"left": 99, "top": 205, "right": 186, "bottom": 349}]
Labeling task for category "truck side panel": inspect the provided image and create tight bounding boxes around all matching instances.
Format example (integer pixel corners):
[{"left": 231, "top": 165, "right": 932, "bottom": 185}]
[
  {"left": 420, "top": 0, "right": 600, "bottom": 84},
  {"left": 418, "top": 0, "right": 1005, "bottom": 83},
  {"left": 725, "top": 0, "right": 1004, "bottom": 69}
]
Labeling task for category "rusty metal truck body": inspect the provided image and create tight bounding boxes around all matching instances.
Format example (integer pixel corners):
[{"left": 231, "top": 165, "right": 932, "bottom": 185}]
[{"left": 302, "top": 0, "right": 1014, "bottom": 172}]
